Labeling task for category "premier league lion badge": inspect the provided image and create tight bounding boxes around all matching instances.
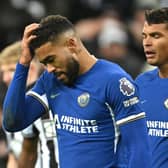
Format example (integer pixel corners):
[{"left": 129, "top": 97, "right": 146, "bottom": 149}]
[
  {"left": 119, "top": 77, "right": 135, "bottom": 96},
  {"left": 77, "top": 92, "right": 90, "bottom": 107}
]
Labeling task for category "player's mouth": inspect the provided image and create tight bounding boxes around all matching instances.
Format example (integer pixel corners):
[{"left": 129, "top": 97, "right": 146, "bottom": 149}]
[
  {"left": 57, "top": 73, "right": 67, "bottom": 81},
  {"left": 145, "top": 51, "right": 156, "bottom": 58},
  {"left": 54, "top": 71, "right": 68, "bottom": 83}
]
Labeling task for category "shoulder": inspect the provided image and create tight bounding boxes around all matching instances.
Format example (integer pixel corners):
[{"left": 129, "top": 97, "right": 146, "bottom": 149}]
[
  {"left": 97, "top": 59, "right": 130, "bottom": 78},
  {"left": 98, "top": 59, "right": 123, "bottom": 70},
  {"left": 135, "top": 68, "right": 158, "bottom": 85},
  {"left": 96, "top": 60, "right": 135, "bottom": 93}
]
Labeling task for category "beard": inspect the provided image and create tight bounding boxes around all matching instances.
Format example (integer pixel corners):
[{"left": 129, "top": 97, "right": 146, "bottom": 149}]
[
  {"left": 54, "top": 57, "right": 79, "bottom": 86},
  {"left": 66, "top": 57, "right": 80, "bottom": 86}
]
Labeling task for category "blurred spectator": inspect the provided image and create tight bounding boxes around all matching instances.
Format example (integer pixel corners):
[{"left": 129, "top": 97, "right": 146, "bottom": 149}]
[
  {"left": 0, "top": 42, "right": 25, "bottom": 168},
  {"left": 160, "top": 0, "right": 168, "bottom": 7},
  {"left": 75, "top": 8, "right": 121, "bottom": 58},
  {"left": 69, "top": 0, "right": 135, "bottom": 23},
  {"left": 0, "top": 41, "right": 58, "bottom": 168},
  {"left": 0, "top": 81, "right": 18, "bottom": 168},
  {"left": 0, "top": 0, "right": 33, "bottom": 50},
  {"left": 0, "top": 0, "right": 162, "bottom": 79},
  {"left": 74, "top": 8, "right": 145, "bottom": 78},
  {"left": 97, "top": 19, "right": 143, "bottom": 78},
  {"left": 0, "top": 0, "right": 47, "bottom": 51}
]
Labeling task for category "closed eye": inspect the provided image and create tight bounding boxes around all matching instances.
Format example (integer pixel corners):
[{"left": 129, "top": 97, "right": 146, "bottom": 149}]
[
  {"left": 150, "top": 32, "right": 162, "bottom": 39},
  {"left": 40, "top": 55, "right": 55, "bottom": 65}
]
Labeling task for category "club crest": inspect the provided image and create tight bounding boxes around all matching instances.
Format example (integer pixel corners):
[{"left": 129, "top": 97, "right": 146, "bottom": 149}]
[
  {"left": 164, "top": 99, "right": 168, "bottom": 109},
  {"left": 119, "top": 77, "right": 135, "bottom": 96},
  {"left": 77, "top": 92, "right": 90, "bottom": 107}
]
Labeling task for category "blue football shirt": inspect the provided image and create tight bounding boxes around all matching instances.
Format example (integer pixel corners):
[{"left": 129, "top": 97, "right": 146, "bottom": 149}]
[
  {"left": 136, "top": 68, "right": 168, "bottom": 168},
  {"left": 28, "top": 60, "right": 148, "bottom": 168},
  {"left": 3, "top": 59, "right": 151, "bottom": 168}
]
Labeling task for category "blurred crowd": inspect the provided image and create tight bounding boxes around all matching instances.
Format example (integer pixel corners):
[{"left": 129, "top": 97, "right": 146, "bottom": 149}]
[
  {"left": 0, "top": 0, "right": 164, "bottom": 167},
  {"left": 0, "top": 0, "right": 161, "bottom": 77}
]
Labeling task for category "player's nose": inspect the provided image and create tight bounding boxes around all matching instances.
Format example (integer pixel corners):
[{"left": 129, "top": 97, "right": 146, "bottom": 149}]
[{"left": 46, "top": 64, "right": 55, "bottom": 73}]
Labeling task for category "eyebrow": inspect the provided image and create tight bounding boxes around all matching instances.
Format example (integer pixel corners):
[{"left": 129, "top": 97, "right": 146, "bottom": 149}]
[{"left": 142, "top": 31, "right": 162, "bottom": 36}]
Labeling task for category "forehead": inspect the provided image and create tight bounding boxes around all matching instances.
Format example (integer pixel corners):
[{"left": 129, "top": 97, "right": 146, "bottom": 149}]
[
  {"left": 35, "top": 42, "right": 55, "bottom": 59},
  {"left": 143, "top": 21, "right": 168, "bottom": 33}
]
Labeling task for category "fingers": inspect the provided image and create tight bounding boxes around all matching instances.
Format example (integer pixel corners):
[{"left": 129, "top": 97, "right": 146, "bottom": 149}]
[
  {"left": 23, "top": 23, "right": 39, "bottom": 38},
  {"left": 20, "top": 23, "right": 40, "bottom": 65},
  {"left": 22, "top": 23, "right": 39, "bottom": 44}
]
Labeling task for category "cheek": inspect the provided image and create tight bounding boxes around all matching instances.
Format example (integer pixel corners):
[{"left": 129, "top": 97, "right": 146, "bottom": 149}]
[
  {"left": 155, "top": 42, "right": 168, "bottom": 63},
  {"left": 154, "top": 39, "right": 166, "bottom": 52},
  {"left": 159, "top": 42, "right": 168, "bottom": 56}
]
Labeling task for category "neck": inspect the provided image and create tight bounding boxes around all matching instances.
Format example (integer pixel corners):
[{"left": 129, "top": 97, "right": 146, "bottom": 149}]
[
  {"left": 78, "top": 46, "right": 98, "bottom": 75},
  {"left": 158, "top": 64, "right": 168, "bottom": 78}
]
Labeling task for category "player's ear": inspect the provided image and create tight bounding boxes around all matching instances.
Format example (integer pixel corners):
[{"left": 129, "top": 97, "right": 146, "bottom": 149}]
[{"left": 66, "top": 37, "right": 77, "bottom": 52}]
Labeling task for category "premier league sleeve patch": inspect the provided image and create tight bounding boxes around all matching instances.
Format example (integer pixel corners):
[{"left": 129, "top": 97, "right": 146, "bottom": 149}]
[{"left": 119, "top": 77, "right": 135, "bottom": 96}]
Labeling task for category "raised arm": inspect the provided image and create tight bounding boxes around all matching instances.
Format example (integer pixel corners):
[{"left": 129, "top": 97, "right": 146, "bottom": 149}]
[
  {"left": 2, "top": 23, "right": 45, "bottom": 131},
  {"left": 19, "top": 23, "right": 39, "bottom": 66}
]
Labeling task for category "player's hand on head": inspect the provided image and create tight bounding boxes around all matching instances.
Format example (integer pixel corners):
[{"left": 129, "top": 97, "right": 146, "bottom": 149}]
[{"left": 20, "top": 23, "right": 39, "bottom": 66}]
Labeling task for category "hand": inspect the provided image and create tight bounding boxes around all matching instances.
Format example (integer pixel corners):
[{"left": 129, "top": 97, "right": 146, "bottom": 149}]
[{"left": 19, "top": 23, "right": 39, "bottom": 66}]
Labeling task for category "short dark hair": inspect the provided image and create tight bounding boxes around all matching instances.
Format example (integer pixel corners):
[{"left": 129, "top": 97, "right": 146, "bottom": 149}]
[
  {"left": 145, "top": 7, "right": 168, "bottom": 24},
  {"left": 29, "top": 15, "right": 75, "bottom": 56}
]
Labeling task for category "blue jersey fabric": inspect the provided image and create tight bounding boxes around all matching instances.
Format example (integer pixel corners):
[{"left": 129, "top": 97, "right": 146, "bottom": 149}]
[
  {"left": 3, "top": 59, "right": 151, "bottom": 168},
  {"left": 136, "top": 68, "right": 168, "bottom": 168}
]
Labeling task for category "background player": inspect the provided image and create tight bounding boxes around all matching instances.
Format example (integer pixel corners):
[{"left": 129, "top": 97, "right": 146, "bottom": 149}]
[{"left": 0, "top": 41, "right": 58, "bottom": 168}]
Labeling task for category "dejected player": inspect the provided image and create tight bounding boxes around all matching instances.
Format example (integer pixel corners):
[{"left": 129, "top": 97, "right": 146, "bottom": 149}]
[{"left": 3, "top": 14, "right": 151, "bottom": 168}]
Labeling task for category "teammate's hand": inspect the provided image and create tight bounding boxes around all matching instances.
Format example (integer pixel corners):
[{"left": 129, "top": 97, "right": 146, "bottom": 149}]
[{"left": 19, "top": 23, "right": 39, "bottom": 66}]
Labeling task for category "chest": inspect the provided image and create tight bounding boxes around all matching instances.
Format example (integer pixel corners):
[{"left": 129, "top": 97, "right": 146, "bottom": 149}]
[
  {"left": 139, "top": 82, "right": 168, "bottom": 120},
  {"left": 47, "top": 85, "right": 110, "bottom": 120}
]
